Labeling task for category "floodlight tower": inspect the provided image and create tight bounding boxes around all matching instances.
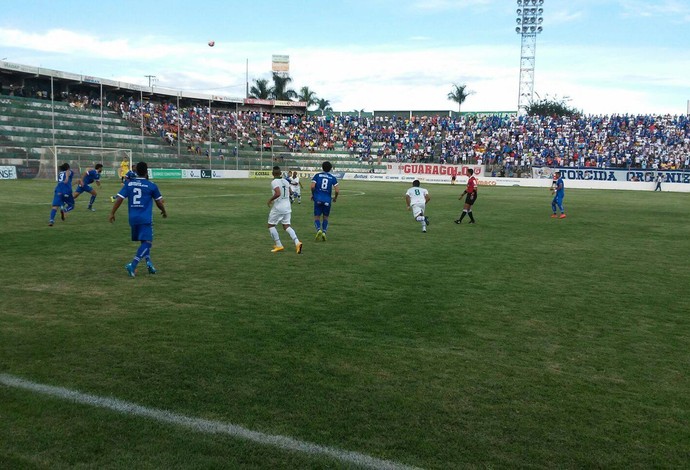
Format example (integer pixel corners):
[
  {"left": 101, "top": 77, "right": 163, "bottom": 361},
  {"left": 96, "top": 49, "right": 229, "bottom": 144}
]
[{"left": 516, "top": 0, "right": 544, "bottom": 114}]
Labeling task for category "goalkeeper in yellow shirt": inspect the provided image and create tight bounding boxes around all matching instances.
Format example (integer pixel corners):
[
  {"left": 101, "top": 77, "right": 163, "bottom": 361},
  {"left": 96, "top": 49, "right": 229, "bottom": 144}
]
[{"left": 119, "top": 158, "right": 130, "bottom": 183}]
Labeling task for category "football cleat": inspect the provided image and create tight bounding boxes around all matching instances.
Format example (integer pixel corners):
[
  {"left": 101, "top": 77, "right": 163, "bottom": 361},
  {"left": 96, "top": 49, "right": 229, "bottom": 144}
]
[
  {"left": 110, "top": 196, "right": 117, "bottom": 203},
  {"left": 454, "top": 219, "right": 461, "bottom": 224},
  {"left": 551, "top": 214, "right": 558, "bottom": 218},
  {"left": 315, "top": 229, "right": 323, "bottom": 241},
  {"left": 424, "top": 216, "right": 430, "bottom": 226},
  {"left": 559, "top": 214, "right": 567, "bottom": 219},
  {"left": 125, "top": 263, "right": 136, "bottom": 277},
  {"left": 88, "top": 206, "right": 96, "bottom": 212},
  {"left": 48, "top": 220, "right": 54, "bottom": 226},
  {"left": 271, "top": 245, "right": 285, "bottom": 253},
  {"left": 296, "top": 242, "right": 303, "bottom": 254},
  {"left": 422, "top": 228, "right": 427, "bottom": 233},
  {"left": 146, "top": 261, "right": 157, "bottom": 274},
  {"left": 60, "top": 209, "right": 65, "bottom": 221},
  {"left": 321, "top": 231, "right": 327, "bottom": 241}
]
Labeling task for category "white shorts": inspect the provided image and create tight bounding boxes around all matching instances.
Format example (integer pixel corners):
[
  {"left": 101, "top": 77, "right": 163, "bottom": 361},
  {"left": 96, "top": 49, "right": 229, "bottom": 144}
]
[
  {"left": 290, "top": 185, "right": 301, "bottom": 195},
  {"left": 268, "top": 209, "right": 291, "bottom": 226},
  {"left": 410, "top": 203, "right": 425, "bottom": 218}
]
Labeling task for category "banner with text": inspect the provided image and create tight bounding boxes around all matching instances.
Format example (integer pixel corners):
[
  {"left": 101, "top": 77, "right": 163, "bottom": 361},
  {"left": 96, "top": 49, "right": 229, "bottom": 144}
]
[
  {"left": 150, "top": 169, "right": 182, "bottom": 179},
  {"left": 0, "top": 166, "right": 17, "bottom": 180},
  {"left": 387, "top": 163, "right": 484, "bottom": 178},
  {"left": 250, "top": 170, "right": 273, "bottom": 179},
  {"left": 532, "top": 167, "right": 690, "bottom": 184}
]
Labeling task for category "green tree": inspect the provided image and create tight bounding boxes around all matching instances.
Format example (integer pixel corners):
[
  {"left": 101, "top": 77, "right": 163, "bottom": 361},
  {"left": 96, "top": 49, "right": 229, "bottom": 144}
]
[
  {"left": 271, "top": 73, "right": 297, "bottom": 101},
  {"left": 447, "top": 83, "right": 474, "bottom": 113},
  {"left": 316, "top": 98, "right": 332, "bottom": 113},
  {"left": 297, "top": 86, "right": 318, "bottom": 110},
  {"left": 249, "top": 78, "right": 271, "bottom": 99},
  {"left": 525, "top": 94, "right": 580, "bottom": 117}
]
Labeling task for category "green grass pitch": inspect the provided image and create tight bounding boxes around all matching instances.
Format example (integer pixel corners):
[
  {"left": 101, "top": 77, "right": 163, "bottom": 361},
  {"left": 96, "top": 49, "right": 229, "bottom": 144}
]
[{"left": 1, "top": 178, "right": 689, "bottom": 468}]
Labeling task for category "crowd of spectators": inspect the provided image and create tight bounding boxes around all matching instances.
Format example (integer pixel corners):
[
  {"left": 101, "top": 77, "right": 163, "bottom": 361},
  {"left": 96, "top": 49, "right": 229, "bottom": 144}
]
[
  {"left": 7, "top": 87, "right": 688, "bottom": 171},
  {"left": 111, "top": 97, "right": 688, "bottom": 171}
]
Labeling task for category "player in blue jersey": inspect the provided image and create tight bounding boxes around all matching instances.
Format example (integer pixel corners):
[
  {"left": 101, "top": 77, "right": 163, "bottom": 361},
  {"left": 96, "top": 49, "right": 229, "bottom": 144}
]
[
  {"left": 111, "top": 170, "right": 136, "bottom": 202},
  {"left": 109, "top": 162, "right": 167, "bottom": 277},
  {"left": 73, "top": 163, "right": 103, "bottom": 211},
  {"left": 311, "top": 161, "right": 339, "bottom": 241},
  {"left": 48, "top": 162, "right": 75, "bottom": 226},
  {"left": 550, "top": 171, "right": 566, "bottom": 219}
]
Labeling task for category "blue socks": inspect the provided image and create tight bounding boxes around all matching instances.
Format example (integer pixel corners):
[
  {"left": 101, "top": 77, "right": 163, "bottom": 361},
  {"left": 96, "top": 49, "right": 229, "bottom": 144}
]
[
  {"left": 322, "top": 219, "right": 329, "bottom": 232},
  {"left": 132, "top": 242, "right": 152, "bottom": 269}
]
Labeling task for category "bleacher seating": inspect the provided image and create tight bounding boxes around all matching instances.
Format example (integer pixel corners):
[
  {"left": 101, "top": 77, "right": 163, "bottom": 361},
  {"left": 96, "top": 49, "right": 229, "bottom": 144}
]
[{"left": 0, "top": 95, "right": 386, "bottom": 176}]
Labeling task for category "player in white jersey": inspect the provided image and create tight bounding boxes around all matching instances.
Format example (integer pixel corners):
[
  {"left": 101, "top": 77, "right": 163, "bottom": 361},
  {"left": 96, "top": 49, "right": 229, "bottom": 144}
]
[
  {"left": 289, "top": 171, "right": 303, "bottom": 203},
  {"left": 267, "top": 166, "right": 303, "bottom": 254},
  {"left": 405, "top": 179, "right": 431, "bottom": 233}
]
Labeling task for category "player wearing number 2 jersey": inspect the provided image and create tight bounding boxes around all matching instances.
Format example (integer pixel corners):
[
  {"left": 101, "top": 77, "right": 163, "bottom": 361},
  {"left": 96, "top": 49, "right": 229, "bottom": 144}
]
[
  {"left": 109, "top": 162, "right": 167, "bottom": 277},
  {"left": 311, "top": 161, "right": 339, "bottom": 241}
]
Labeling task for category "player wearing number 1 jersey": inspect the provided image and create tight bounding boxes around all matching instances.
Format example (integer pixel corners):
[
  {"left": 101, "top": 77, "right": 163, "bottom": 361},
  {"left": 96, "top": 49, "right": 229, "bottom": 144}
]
[
  {"left": 267, "top": 166, "right": 302, "bottom": 254},
  {"left": 311, "top": 161, "right": 339, "bottom": 241},
  {"left": 405, "top": 180, "right": 430, "bottom": 233},
  {"left": 109, "top": 162, "right": 167, "bottom": 277}
]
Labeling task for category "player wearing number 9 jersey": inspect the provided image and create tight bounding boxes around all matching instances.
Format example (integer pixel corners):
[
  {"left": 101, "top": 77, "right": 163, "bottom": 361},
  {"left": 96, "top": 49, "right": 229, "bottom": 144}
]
[
  {"left": 109, "top": 162, "right": 167, "bottom": 277},
  {"left": 311, "top": 161, "right": 339, "bottom": 241}
]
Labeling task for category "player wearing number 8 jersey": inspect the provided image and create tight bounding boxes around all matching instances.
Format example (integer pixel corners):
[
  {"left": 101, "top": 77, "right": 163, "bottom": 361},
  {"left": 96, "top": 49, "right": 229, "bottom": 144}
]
[
  {"left": 311, "top": 161, "right": 339, "bottom": 241},
  {"left": 109, "top": 162, "right": 167, "bottom": 277},
  {"left": 267, "top": 166, "right": 302, "bottom": 254},
  {"left": 405, "top": 180, "right": 430, "bottom": 233}
]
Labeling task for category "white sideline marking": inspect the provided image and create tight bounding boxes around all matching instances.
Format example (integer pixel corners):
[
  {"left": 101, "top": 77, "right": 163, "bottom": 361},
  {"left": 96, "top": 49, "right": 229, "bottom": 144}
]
[
  {"left": 0, "top": 373, "right": 421, "bottom": 470},
  {"left": 337, "top": 190, "right": 366, "bottom": 196}
]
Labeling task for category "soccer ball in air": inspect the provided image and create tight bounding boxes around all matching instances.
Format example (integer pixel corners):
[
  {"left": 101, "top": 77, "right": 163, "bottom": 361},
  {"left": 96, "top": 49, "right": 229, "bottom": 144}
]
[{"left": 208, "top": 40, "right": 215, "bottom": 47}]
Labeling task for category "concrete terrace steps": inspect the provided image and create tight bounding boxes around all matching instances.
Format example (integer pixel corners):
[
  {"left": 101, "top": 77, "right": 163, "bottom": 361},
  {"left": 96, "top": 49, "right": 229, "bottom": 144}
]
[
  {"left": 0, "top": 124, "right": 144, "bottom": 142},
  {"left": 0, "top": 111, "right": 137, "bottom": 131},
  {"left": 0, "top": 95, "right": 388, "bottom": 173},
  {"left": 0, "top": 105, "right": 127, "bottom": 126}
]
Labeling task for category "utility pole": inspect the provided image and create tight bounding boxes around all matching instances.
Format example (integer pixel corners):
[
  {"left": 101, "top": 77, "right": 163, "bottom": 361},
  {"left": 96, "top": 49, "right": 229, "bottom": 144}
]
[{"left": 145, "top": 75, "right": 157, "bottom": 87}]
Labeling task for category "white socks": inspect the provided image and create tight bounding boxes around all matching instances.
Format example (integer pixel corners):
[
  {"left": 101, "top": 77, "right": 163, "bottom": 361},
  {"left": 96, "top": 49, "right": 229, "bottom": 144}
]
[
  {"left": 285, "top": 227, "right": 300, "bottom": 245},
  {"left": 269, "top": 227, "right": 282, "bottom": 246}
]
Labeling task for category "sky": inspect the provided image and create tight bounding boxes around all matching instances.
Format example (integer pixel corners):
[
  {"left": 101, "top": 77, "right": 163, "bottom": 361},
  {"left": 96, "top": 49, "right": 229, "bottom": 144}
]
[{"left": 1, "top": 0, "right": 689, "bottom": 115}]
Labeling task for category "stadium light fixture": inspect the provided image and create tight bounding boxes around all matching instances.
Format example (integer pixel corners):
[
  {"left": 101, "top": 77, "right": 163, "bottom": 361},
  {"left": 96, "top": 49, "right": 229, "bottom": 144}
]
[{"left": 515, "top": 0, "right": 544, "bottom": 113}]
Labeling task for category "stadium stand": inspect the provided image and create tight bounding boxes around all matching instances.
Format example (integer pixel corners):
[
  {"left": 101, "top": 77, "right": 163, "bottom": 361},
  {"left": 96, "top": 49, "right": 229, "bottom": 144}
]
[{"left": 1, "top": 86, "right": 688, "bottom": 178}]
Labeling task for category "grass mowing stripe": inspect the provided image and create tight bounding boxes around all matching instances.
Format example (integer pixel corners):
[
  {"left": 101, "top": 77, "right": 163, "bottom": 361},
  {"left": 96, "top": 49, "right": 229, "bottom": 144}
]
[{"left": 0, "top": 373, "right": 423, "bottom": 470}]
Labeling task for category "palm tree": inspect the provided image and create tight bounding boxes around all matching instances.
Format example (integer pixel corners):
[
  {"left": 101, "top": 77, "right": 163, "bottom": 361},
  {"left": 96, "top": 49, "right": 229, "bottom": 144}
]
[
  {"left": 316, "top": 98, "right": 332, "bottom": 114},
  {"left": 447, "top": 83, "right": 474, "bottom": 113},
  {"left": 249, "top": 79, "right": 271, "bottom": 99},
  {"left": 297, "top": 86, "right": 318, "bottom": 110},
  {"left": 270, "top": 73, "right": 297, "bottom": 101}
]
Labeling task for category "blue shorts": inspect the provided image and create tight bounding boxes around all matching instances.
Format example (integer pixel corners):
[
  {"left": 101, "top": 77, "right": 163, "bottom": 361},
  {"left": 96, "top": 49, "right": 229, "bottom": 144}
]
[
  {"left": 52, "top": 191, "right": 75, "bottom": 208},
  {"left": 313, "top": 200, "right": 332, "bottom": 217},
  {"left": 131, "top": 223, "right": 153, "bottom": 242},
  {"left": 75, "top": 184, "right": 94, "bottom": 194}
]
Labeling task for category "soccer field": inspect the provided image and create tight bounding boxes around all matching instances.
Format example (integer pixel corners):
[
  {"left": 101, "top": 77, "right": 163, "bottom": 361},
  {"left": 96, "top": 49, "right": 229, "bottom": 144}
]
[{"left": 1, "top": 178, "right": 688, "bottom": 469}]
